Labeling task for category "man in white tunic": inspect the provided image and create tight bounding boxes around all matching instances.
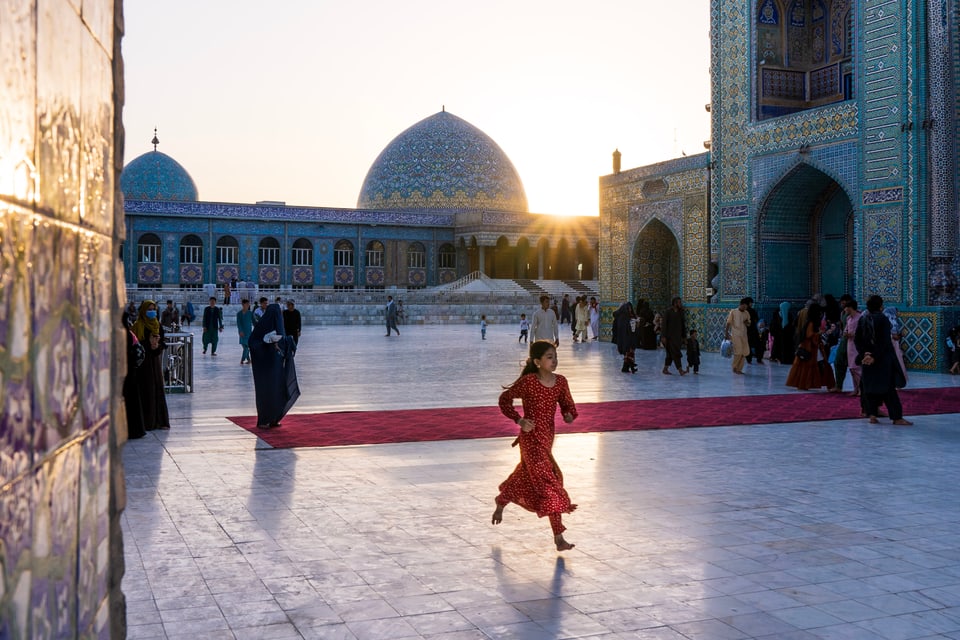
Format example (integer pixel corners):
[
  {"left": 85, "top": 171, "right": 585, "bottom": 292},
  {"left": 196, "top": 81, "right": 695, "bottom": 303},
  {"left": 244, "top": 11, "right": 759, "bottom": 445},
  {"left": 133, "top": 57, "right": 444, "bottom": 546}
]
[
  {"left": 725, "top": 298, "right": 752, "bottom": 375},
  {"left": 531, "top": 295, "right": 559, "bottom": 346}
]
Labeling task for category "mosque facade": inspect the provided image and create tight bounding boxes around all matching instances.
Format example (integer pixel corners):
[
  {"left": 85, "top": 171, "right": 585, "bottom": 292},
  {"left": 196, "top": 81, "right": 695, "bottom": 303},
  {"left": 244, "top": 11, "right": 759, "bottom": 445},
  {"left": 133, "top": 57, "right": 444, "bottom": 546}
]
[
  {"left": 600, "top": 0, "right": 960, "bottom": 370},
  {"left": 121, "top": 111, "right": 599, "bottom": 294}
]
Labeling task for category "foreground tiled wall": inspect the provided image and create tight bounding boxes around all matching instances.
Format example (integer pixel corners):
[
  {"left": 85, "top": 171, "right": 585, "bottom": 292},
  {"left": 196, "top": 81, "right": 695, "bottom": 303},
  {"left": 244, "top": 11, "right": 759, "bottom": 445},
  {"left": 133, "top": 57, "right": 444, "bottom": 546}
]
[{"left": 0, "top": 0, "right": 126, "bottom": 637}]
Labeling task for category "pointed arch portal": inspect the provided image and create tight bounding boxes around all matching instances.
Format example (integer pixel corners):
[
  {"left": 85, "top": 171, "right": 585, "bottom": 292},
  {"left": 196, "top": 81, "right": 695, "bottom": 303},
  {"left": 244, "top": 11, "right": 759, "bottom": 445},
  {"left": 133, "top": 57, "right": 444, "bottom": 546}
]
[
  {"left": 632, "top": 219, "right": 680, "bottom": 312},
  {"left": 759, "top": 164, "right": 854, "bottom": 301}
]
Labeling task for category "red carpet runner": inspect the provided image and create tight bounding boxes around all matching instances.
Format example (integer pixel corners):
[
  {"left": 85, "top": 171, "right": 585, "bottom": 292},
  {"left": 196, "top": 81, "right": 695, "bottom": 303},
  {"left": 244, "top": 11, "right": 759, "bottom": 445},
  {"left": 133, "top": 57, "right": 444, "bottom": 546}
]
[{"left": 228, "top": 387, "right": 960, "bottom": 449}]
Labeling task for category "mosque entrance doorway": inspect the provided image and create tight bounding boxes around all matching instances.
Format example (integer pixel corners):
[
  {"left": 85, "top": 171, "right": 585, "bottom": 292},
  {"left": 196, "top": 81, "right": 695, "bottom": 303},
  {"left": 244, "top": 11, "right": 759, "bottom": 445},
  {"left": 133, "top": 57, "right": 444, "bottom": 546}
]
[
  {"left": 758, "top": 164, "right": 854, "bottom": 302},
  {"left": 632, "top": 219, "right": 680, "bottom": 313}
]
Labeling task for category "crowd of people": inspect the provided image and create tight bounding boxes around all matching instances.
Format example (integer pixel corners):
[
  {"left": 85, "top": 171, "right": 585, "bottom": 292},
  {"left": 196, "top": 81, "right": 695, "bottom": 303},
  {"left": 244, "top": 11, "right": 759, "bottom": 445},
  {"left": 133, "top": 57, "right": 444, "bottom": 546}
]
[
  {"left": 775, "top": 293, "right": 914, "bottom": 425},
  {"left": 611, "top": 297, "right": 691, "bottom": 374},
  {"left": 606, "top": 291, "right": 951, "bottom": 426},
  {"left": 121, "top": 293, "right": 302, "bottom": 437},
  {"left": 123, "top": 285, "right": 958, "bottom": 446}
]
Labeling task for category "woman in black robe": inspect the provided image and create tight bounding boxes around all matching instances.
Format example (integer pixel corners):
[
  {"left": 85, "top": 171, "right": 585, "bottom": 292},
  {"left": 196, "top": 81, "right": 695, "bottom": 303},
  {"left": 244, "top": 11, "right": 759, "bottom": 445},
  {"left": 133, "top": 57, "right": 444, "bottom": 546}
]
[
  {"left": 123, "top": 322, "right": 146, "bottom": 439},
  {"left": 140, "top": 329, "right": 171, "bottom": 430},
  {"left": 612, "top": 302, "right": 637, "bottom": 373},
  {"left": 635, "top": 299, "right": 657, "bottom": 350},
  {"left": 773, "top": 302, "right": 796, "bottom": 365},
  {"left": 249, "top": 303, "right": 301, "bottom": 428},
  {"left": 854, "top": 295, "right": 912, "bottom": 425}
]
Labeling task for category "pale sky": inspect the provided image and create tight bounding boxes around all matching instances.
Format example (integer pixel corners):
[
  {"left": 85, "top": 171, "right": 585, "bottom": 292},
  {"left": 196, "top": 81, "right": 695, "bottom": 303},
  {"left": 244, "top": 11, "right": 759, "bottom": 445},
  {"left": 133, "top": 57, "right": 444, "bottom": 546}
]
[{"left": 121, "top": 1, "right": 711, "bottom": 217}]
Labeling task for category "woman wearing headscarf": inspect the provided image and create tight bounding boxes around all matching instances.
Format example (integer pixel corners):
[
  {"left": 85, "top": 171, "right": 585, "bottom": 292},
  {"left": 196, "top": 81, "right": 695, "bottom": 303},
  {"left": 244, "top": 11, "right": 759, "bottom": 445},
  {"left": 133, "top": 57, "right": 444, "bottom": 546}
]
[
  {"left": 785, "top": 303, "right": 836, "bottom": 391},
  {"left": 883, "top": 306, "right": 908, "bottom": 387},
  {"left": 131, "top": 300, "right": 170, "bottom": 430},
  {"left": 843, "top": 299, "right": 863, "bottom": 397},
  {"left": 248, "top": 303, "right": 301, "bottom": 428},
  {"left": 612, "top": 301, "right": 637, "bottom": 373}
]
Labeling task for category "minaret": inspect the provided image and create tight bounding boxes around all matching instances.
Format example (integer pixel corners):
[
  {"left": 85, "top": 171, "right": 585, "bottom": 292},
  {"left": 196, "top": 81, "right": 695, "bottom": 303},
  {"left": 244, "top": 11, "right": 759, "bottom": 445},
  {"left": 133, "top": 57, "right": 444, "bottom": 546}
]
[{"left": 612, "top": 148, "right": 621, "bottom": 175}]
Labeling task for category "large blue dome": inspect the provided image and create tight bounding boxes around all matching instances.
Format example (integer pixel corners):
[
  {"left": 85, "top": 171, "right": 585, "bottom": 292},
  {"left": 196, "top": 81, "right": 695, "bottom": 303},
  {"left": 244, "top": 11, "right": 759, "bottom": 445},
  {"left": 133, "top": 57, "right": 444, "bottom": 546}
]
[
  {"left": 357, "top": 111, "right": 528, "bottom": 212},
  {"left": 121, "top": 150, "right": 198, "bottom": 201}
]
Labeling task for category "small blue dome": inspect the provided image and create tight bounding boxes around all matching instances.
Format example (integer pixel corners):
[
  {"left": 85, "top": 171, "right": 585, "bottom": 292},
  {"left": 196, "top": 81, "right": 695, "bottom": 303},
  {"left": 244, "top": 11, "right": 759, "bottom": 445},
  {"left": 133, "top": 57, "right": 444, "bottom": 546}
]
[
  {"left": 358, "top": 111, "right": 528, "bottom": 212},
  {"left": 121, "top": 150, "right": 198, "bottom": 201}
]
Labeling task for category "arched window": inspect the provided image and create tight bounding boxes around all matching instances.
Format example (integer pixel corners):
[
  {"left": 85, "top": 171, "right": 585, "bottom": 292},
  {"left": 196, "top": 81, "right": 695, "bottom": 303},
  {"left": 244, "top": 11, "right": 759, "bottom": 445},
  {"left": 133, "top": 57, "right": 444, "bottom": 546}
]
[
  {"left": 334, "top": 240, "right": 354, "bottom": 267},
  {"left": 292, "top": 238, "right": 313, "bottom": 266},
  {"left": 365, "top": 240, "right": 384, "bottom": 267},
  {"left": 258, "top": 237, "right": 280, "bottom": 266},
  {"left": 407, "top": 242, "right": 425, "bottom": 269},
  {"left": 438, "top": 243, "right": 456, "bottom": 269},
  {"left": 216, "top": 236, "right": 239, "bottom": 265},
  {"left": 179, "top": 235, "right": 203, "bottom": 263},
  {"left": 137, "top": 233, "right": 161, "bottom": 263}
]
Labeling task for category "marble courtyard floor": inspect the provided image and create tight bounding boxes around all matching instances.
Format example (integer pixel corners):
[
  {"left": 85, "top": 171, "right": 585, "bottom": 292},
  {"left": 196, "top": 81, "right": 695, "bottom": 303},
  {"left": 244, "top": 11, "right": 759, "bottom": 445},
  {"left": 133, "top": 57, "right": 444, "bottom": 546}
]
[{"left": 122, "top": 324, "right": 960, "bottom": 640}]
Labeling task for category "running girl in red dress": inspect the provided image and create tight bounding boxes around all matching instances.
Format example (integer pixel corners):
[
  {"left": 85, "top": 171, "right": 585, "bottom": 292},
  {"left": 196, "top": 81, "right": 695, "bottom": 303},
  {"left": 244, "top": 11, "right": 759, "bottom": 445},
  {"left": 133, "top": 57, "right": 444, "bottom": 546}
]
[{"left": 492, "top": 340, "right": 579, "bottom": 551}]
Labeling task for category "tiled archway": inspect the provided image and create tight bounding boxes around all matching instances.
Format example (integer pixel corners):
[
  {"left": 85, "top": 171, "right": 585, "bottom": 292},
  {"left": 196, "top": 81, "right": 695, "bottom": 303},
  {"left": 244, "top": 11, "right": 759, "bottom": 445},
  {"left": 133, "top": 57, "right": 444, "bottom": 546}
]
[
  {"left": 759, "top": 164, "right": 853, "bottom": 302},
  {"left": 633, "top": 219, "right": 680, "bottom": 312}
]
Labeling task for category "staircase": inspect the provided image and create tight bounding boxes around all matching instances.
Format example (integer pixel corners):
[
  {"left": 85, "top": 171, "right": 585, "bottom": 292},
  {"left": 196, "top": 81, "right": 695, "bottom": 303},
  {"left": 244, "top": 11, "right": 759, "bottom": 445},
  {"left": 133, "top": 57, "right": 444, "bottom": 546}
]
[
  {"left": 563, "top": 280, "right": 596, "bottom": 295},
  {"left": 513, "top": 279, "right": 549, "bottom": 297}
]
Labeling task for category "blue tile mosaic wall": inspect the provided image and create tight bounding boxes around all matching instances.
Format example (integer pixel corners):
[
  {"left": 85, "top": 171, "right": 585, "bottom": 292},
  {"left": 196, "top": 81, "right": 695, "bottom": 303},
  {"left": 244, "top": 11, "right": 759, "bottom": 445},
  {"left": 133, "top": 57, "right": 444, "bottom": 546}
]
[
  {"left": 599, "top": 0, "right": 958, "bottom": 367},
  {"left": 703, "top": 0, "right": 958, "bottom": 367}
]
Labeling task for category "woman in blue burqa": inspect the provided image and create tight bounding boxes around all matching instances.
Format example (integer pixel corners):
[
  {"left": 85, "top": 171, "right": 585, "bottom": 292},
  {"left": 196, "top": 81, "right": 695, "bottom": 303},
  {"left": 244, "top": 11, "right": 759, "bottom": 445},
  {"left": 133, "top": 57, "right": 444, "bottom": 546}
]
[{"left": 248, "top": 303, "right": 301, "bottom": 429}]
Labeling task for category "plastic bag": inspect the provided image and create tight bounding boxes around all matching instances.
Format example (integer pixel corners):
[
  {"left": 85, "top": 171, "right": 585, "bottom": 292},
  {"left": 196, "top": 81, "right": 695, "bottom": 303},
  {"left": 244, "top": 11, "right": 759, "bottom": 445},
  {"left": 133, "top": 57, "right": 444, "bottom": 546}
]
[{"left": 720, "top": 339, "right": 732, "bottom": 358}]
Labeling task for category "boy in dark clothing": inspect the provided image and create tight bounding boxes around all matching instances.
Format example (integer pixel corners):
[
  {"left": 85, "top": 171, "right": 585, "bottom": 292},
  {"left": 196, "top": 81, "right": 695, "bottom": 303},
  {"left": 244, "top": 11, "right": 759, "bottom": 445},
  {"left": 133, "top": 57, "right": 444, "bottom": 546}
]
[
  {"left": 283, "top": 299, "right": 302, "bottom": 345},
  {"left": 201, "top": 297, "right": 224, "bottom": 355},
  {"left": 686, "top": 329, "right": 701, "bottom": 374}
]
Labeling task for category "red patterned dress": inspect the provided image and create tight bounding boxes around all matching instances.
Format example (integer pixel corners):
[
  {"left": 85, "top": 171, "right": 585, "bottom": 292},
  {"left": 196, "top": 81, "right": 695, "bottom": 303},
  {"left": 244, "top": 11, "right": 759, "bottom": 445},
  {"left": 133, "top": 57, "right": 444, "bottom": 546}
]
[{"left": 496, "top": 373, "right": 578, "bottom": 534}]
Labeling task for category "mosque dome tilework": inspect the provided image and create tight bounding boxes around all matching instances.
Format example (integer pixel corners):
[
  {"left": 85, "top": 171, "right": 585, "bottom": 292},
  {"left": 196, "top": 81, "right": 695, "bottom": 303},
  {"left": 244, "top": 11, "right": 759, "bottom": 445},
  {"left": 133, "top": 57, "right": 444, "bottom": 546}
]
[
  {"left": 357, "top": 111, "right": 528, "bottom": 212},
  {"left": 121, "top": 150, "right": 199, "bottom": 201}
]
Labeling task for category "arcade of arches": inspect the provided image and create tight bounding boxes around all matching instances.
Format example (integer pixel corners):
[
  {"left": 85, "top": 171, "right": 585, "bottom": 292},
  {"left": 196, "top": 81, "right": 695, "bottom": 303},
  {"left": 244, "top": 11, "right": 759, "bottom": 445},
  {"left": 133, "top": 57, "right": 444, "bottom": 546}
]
[{"left": 461, "top": 236, "right": 598, "bottom": 280}]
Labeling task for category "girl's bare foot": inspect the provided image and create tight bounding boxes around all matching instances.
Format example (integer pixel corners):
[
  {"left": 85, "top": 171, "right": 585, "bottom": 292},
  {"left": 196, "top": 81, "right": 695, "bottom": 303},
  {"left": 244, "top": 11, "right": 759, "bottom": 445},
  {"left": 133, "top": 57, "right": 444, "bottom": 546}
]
[
  {"left": 554, "top": 535, "right": 575, "bottom": 551},
  {"left": 491, "top": 504, "right": 504, "bottom": 525}
]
